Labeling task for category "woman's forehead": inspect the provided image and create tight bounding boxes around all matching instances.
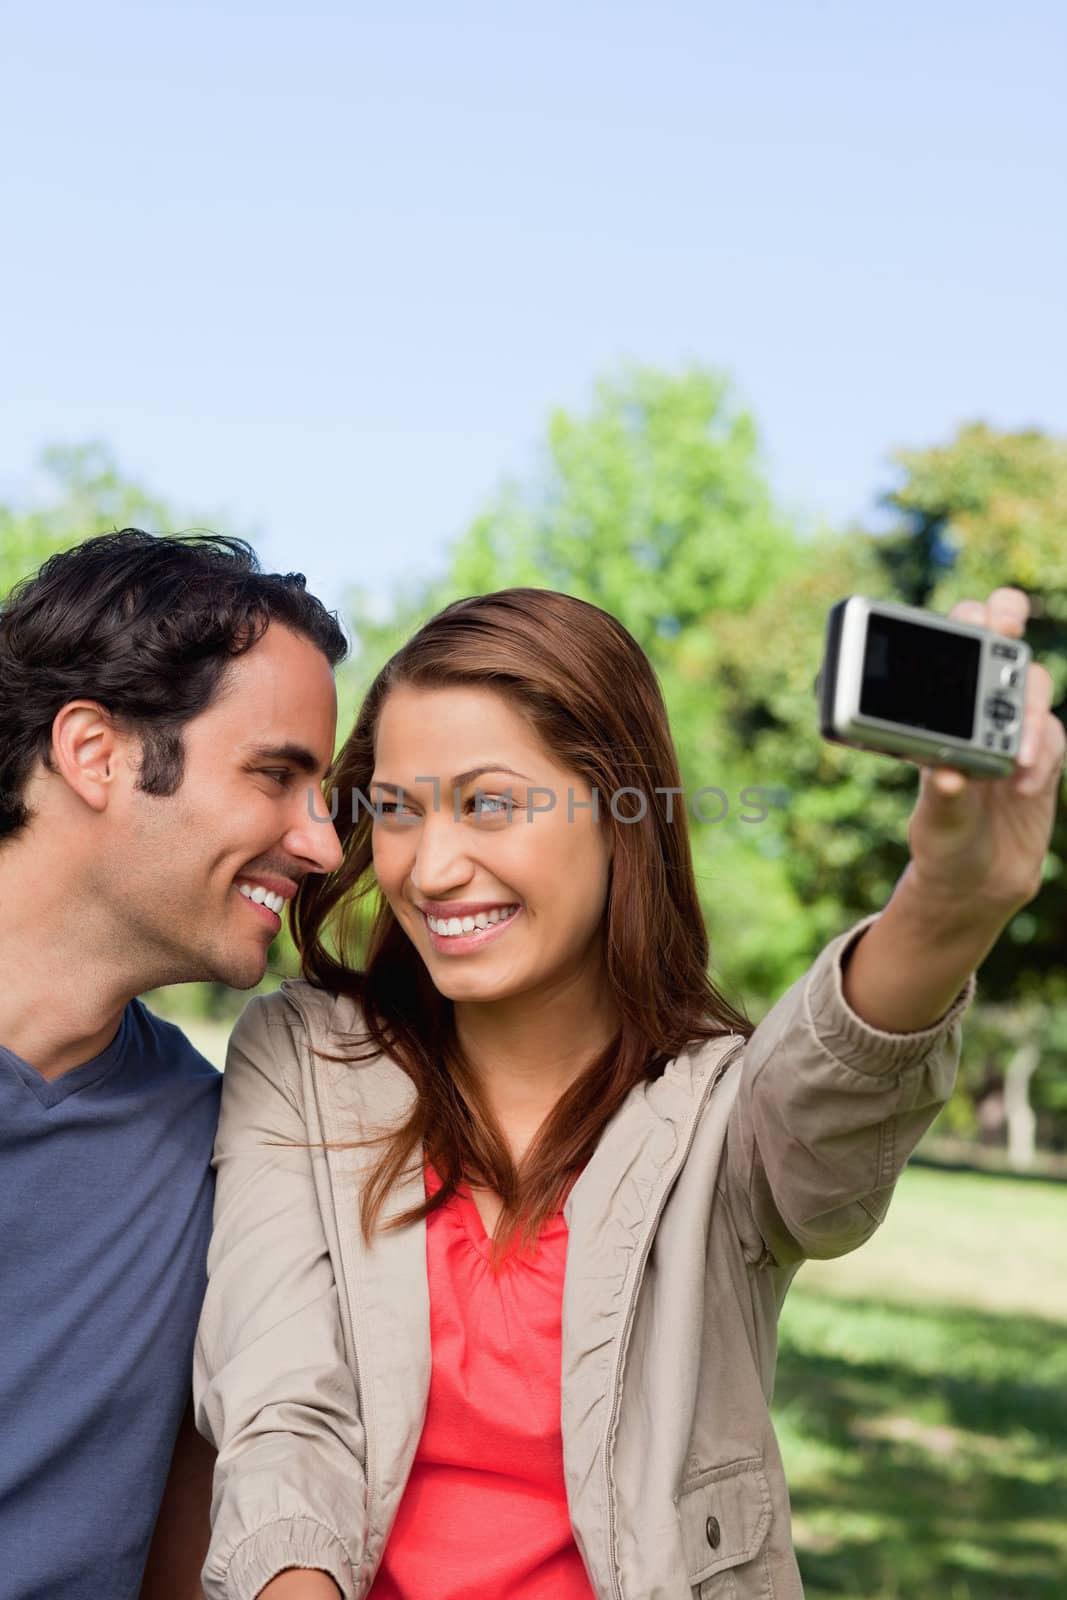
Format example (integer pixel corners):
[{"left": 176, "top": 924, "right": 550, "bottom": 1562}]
[
  {"left": 378, "top": 683, "right": 531, "bottom": 746},
  {"left": 373, "top": 684, "right": 565, "bottom": 782}
]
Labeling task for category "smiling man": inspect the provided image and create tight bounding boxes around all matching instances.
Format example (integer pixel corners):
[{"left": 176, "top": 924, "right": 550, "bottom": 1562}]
[{"left": 0, "top": 530, "right": 346, "bottom": 1599}]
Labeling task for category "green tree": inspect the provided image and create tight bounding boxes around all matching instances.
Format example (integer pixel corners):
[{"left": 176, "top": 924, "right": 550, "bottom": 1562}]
[
  {"left": 887, "top": 423, "right": 1067, "bottom": 998},
  {"left": 889, "top": 425, "right": 1067, "bottom": 1159},
  {"left": 344, "top": 365, "right": 814, "bottom": 1003},
  {"left": 0, "top": 442, "right": 179, "bottom": 597},
  {"left": 343, "top": 389, "right": 1067, "bottom": 1157},
  {"left": 713, "top": 422, "right": 1067, "bottom": 1156}
]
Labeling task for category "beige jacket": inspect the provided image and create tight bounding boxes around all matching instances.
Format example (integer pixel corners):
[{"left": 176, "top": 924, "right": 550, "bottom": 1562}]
[{"left": 193, "top": 913, "right": 975, "bottom": 1600}]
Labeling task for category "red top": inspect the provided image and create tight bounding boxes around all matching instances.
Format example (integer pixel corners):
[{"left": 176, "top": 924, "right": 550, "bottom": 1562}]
[{"left": 368, "top": 1161, "right": 594, "bottom": 1600}]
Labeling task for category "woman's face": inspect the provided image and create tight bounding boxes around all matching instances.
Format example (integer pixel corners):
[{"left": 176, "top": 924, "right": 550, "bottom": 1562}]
[{"left": 370, "top": 684, "right": 614, "bottom": 1006}]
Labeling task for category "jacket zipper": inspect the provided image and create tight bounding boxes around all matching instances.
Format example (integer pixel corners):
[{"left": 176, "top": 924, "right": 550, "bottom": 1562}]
[
  {"left": 600, "top": 1038, "right": 746, "bottom": 1600},
  {"left": 279, "top": 984, "right": 374, "bottom": 1594}
]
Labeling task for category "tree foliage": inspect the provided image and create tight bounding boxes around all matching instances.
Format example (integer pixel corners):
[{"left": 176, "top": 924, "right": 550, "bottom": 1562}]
[
  {"left": 712, "top": 421, "right": 1067, "bottom": 1150},
  {"left": 347, "top": 379, "right": 1066, "bottom": 1153},
  {"left": 6, "top": 396, "right": 1064, "bottom": 1153},
  {"left": 0, "top": 443, "right": 179, "bottom": 598}
]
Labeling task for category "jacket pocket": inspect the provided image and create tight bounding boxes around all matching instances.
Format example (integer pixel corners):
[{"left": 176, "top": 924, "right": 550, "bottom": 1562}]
[{"left": 678, "top": 1456, "right": 773, "bottom": 1599}]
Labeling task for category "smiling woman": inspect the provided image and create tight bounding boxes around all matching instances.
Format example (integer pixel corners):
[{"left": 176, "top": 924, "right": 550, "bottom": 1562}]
[
  {"left": 191, "top": 585, "right": 1015, "bottom": 1600},
  {"left": 293, "top": 589, "right": 755, "bottom": 1258}
]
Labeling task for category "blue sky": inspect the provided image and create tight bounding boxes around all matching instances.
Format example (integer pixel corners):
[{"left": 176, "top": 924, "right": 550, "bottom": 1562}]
[{"left": 2, "top": 1, "right": 1064, "bottom": 616}]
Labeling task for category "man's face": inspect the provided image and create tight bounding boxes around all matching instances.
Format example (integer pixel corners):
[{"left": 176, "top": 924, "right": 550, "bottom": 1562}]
[{"left": 98, "top": 622, "right": 343, "bottom": 989}]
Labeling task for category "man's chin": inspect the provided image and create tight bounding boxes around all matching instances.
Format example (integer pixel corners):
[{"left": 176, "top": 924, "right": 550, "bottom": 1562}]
[
  {"left": 195, "top": 939, "right": 272, "bottom": 992},
  {"left": 212, "top": 954, "right": 271, "bottom": 991}
]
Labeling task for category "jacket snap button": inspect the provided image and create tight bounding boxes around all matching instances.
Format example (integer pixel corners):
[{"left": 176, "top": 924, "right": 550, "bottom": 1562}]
[{"left": 705, "top": 1515, "right": 721, "bottom": 1548}]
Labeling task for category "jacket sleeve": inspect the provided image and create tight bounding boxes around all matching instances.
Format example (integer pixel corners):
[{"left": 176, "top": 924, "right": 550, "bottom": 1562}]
[
  {"left": 723, "top": 911, "right": 976, "bottom": 1266},
  {"left": 193, "top": 993, "right": 366, "bottom": 1600}
]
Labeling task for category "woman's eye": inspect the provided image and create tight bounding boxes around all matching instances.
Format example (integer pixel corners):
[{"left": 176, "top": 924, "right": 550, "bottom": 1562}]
[
  {"left": 469, "top": 794, "right": 510, "bottom": 817},
  {"left": 374, "top": 795, "right": 510, "bottom": 818}
]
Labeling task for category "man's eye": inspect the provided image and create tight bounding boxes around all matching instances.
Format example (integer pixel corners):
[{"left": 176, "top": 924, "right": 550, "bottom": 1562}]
[{"left": 261, "top": 769, "right": 292, "bottom": 786}]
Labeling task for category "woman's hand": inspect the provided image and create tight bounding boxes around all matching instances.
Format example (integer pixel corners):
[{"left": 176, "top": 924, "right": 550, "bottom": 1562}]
[
  {"left": 905, "top": 586, "right": 1065, "bottom": 926},
  {"left": 257, "top": 1572, "right": 344, "bottom": 1599},
  {"left": 841, "top": 586, "right": 1063, "bottom": 1032}
]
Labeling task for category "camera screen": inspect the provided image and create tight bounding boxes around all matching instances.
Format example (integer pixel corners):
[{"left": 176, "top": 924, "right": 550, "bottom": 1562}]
[{"left": 859, "top": 614, "right": 979, "bottom": 739}]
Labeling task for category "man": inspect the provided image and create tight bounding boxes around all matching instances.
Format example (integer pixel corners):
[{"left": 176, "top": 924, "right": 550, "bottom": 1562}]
[{"left": 0, "top": 529, "right": 346, "bottom": 1598}]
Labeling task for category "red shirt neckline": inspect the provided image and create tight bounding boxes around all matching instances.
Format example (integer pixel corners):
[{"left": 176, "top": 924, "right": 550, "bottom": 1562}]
[{"left": 424, "top": 1157, "right": 570, "bottom": 1262}]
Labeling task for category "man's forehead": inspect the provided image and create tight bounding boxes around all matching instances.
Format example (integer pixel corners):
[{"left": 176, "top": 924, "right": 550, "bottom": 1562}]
[{"left": 206, "top": 639, "right": 336, "bottom": 741}]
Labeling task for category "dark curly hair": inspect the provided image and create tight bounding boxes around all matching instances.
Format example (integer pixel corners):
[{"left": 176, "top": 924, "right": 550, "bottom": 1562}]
[{"left": 0, "top": 529, "right": 348, "bottom": 841}]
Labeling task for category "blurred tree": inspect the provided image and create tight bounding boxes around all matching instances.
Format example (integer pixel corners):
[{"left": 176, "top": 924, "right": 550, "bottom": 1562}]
[
  {"left": 890, "top": 425, "right": 1067, "bottom": 1159},
  {"left": 712, "top": 422, "right": 1067, "bottom": 1157},
  {"left": 887, "top": 423, "right": 1067, "bottom": 999},
  {"left": 343, "top": 365, "right": 814, "bottom": 1002},
  {"left": 0, "top": 442, "right": 176, "bottom": 596},
  {"left": 344, "top": 365, "right": 800, "bottom": 691}
]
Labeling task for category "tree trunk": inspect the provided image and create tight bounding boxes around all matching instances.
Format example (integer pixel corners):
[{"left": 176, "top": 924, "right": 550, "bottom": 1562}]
[{"left": 1004, "top": 1042, "right": 1040, "bottom": 1171}]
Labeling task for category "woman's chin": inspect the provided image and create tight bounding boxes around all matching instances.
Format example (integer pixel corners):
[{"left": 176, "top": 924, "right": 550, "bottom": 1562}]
[{"left": 427, "top": 968, "right": 524, "bottom": 1005}]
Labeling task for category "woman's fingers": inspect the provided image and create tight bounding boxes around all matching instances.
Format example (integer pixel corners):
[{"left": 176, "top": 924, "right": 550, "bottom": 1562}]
[
  {"left": 947, "top": 588, "right": 1030, "bottom": 635},
  {"left": 952, "top": 587, "right": 1043, "bottom": 781},
  {"left": 984, "top": 586, "right": 1030, "bottom": 635},
  {"left": 1017, "top": 661, "right": 1054, "bottom": 770},
  {"left": 948, "top": 597, "right": 989, "bottom": 628}
]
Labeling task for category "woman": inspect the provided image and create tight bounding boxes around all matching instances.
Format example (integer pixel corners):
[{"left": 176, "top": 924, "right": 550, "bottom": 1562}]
[{"left": 193, "top": 583, "right": 1062, "bottom": 1600}]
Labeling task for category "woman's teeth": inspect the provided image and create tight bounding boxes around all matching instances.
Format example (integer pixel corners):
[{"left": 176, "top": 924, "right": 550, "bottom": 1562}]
[
  {"left": 238, "top": 883, "right": 286, "bottom": 915},
  {"left": 427, "top": 905, "right": 519, "bottom": 937}
]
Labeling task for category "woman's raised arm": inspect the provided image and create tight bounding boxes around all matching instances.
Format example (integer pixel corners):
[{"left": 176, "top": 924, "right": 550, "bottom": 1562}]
[{"left": 722, "top": 585, "right": 1063, "bottom": 1268}]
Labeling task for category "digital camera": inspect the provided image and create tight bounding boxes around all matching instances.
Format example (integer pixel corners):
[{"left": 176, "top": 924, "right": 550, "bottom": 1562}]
[{"left": 816, "top": 596, "right": 1030, "bottom": 778}]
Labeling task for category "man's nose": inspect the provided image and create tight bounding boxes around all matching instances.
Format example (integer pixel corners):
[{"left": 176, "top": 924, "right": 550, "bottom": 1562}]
[{"left": 292, "top": 783, "right": 344, "bottom": 873}]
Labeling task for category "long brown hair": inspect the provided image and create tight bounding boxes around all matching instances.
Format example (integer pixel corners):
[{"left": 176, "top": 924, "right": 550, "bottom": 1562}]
[{"left": 292, "top": 587, "right": 753, "bottom": 1264}]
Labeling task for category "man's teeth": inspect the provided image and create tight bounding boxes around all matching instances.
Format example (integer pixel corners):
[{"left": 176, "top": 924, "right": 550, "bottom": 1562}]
[
  {"left": 238, "top": 883, "right": 286, "bottom": 915},
  {"left": 427, "top": 905, "right": 519, "bottom": 937}
]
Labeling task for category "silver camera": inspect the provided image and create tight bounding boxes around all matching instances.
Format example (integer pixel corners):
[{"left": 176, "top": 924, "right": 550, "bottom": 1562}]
[{"left": 816, "top": 596, "right": 1030, "bottom": 778}]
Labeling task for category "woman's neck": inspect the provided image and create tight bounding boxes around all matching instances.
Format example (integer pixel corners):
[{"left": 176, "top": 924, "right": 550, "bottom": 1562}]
[{"left": 453, "top": 968, "right": 620, "bottom": 1155}]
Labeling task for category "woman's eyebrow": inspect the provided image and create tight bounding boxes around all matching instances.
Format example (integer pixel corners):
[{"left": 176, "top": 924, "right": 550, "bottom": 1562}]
[
  {"left": 452, "top": 764, "right": 532, "bottom": 787},
  {"left": 370, "top": 765, "right": 532, "bottom": 793}
]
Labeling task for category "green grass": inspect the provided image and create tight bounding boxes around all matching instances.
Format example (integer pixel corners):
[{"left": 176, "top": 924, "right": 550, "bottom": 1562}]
[{"left": 774, "top": 1166, "right": 1067, "bottom": 1599}]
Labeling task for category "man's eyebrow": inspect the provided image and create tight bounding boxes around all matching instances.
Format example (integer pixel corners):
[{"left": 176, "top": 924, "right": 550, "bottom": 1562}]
[
  {"left": 245, "top": 742, "right": 324, "bottom": 775},
  {"left": 370, "top": 764, "right": 532, "bottom": 793}
]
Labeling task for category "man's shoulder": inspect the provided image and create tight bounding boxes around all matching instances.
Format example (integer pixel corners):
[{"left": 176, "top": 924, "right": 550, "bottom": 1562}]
[{"left": 130, "top": 1000, "right": 223, "bottom": 1088}]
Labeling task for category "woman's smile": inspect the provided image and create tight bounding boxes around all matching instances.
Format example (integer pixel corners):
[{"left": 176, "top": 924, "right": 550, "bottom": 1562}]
[{"left": 421, "top": 903, "right": 523, "bottom": 954}]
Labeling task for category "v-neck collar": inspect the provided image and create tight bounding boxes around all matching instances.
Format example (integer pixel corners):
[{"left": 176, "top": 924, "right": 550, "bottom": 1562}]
[{"left": 1, "top": 1005, "right": 132, "bottom": 1110}]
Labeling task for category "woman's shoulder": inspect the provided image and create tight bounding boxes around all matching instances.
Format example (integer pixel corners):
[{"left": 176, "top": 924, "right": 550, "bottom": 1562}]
[
  {"left": 223, "top": 981, "right": 379, "bottom": 1114},
  {"left": 232, "top": 978, "right": 366, "bottom": 1040}
]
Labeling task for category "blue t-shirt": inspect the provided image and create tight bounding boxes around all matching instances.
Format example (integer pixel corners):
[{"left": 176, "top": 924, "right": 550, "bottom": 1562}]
[{"left": 0, "top": 1001, "right": 222, "bottom": 1599}]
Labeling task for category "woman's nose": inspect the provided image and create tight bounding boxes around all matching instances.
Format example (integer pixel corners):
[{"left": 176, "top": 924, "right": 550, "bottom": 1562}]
[{"left": 409, "top": 823, "right": 475, "bottom": 898}]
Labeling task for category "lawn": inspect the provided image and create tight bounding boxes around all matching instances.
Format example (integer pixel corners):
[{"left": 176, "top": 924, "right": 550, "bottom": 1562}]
[{"left": 774, "top": 1165, "right": 1067, "bottom": 1599}]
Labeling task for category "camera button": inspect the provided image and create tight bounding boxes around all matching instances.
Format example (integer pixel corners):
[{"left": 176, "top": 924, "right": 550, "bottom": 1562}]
[
  {"left": 1001, "top": 735, "right": 1014, "bottom": 752},
  {"left": 1000, "top": 666, "right": 1020, "bottom": 689},
  {"left": 984, "top": 695, "right": 1017, "bottom": 727},
  {"left": 984, "top": 732, "right": 996, "bottom": 748},
  {"left": 992, "top": 642, "right": 1020, "bottom": 661}
]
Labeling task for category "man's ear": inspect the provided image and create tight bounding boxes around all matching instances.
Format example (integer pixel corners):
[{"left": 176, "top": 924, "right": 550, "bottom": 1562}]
[{"left": 49, "top": 702, "right": 127, "bottom": 814}]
